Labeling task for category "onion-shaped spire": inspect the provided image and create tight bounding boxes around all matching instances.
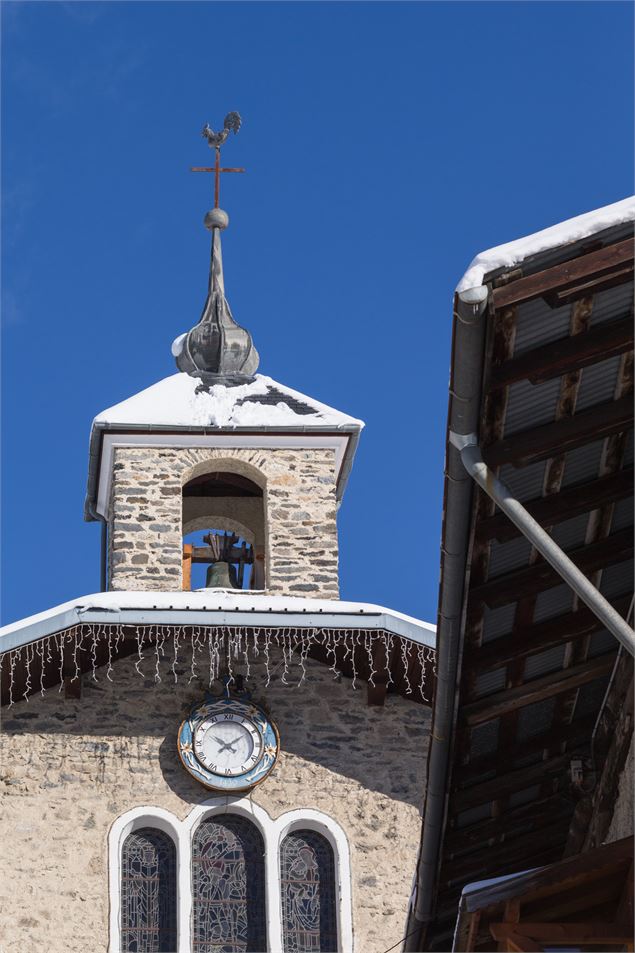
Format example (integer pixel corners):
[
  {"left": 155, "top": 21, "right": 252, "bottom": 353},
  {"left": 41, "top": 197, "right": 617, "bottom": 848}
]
[{"left": 172, "top": 208, "right": 259, "bottom": 385}]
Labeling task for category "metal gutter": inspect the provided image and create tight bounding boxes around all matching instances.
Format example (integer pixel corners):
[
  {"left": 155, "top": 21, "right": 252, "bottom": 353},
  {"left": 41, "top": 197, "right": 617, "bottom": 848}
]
[
  {"left": 452, "top": 438, "right": 635, "bottom": 655},
  {"left": 404, "top": 286, "right": 489, "bottom": 950}
]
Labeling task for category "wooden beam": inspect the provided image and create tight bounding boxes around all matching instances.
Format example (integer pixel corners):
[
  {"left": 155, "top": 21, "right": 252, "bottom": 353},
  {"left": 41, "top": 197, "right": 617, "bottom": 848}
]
[
  {"left": 477, "top": 470, "right": 633, "bottom": 544},
  {"left": 491, "top": 239, "right": 634, "bottom": 309},
  {"left": 366, "top": 680, "right": 388, "bottom": 706},
  {"left": 489, "top": 316, "right": 633, "bottom": 390},
  {"left": 469, "top": 530, "right": 633, "bottom": 608},
  {"left": 442, "top": 835, "right": 565, "bottom": 890},
  {"left": 467, "top": 597, "right": 631, "bottom": 673},
  {"left": 451, "top": 749, "right": 584, "bottom": 812},
  {"left": 491, "top": 921, "right": 634, "bottom": 945},
  {"left": 484, "top": 396, "right": 633, "bottom": 469},
  {"left": 445, "top": 796, "right": 572, "bottom": 852},
  {"left": 182, "top": 544, "right": 192, "bottom": 592},
  {"left": 455, "top": 715, "right": 598, "bottom": 784},
  {"left": 461, "top": 652, "right": 617, "bottom": 728},
  {"left": 503, "top": 934, "right": 543, "bottom": 953}
]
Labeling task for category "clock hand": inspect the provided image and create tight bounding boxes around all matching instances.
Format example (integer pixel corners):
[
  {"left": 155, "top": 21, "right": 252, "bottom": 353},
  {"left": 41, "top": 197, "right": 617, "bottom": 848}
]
[{"left": 211, "top": 735, "right": 237, "bottom": 753}]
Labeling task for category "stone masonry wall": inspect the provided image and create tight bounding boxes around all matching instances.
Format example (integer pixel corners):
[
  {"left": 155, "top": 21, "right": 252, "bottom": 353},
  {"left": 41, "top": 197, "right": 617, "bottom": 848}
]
[
  {"left": 0, "top": 648, "right": 430, "bottom": 953},
  {"left": 606, "top": 734, "right": 634, "bottom": 844},
  {"left": 109, "top": 447, "right": 339, "bottom": 597}
]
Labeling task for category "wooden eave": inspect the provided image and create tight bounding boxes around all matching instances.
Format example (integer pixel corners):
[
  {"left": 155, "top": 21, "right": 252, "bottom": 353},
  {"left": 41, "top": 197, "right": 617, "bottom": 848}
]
[{"left": 423, "top": 224, "right": 634, "bottom": 952}]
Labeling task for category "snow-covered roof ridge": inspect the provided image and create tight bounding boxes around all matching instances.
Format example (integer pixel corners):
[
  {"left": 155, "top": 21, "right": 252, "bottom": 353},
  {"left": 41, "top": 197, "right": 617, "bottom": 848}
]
[
  {"left": 93, "top": 372, "right": 364, "bottom": 431},
  {"left": 457, "top": 195, "right": 635, "bottom": 293},
  {"left": 0, "top": 590, "right": 436, "bottom": 655}
]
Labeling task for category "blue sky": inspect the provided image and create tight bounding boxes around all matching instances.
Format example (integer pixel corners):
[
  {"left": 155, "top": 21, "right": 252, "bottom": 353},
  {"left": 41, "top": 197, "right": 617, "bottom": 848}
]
[{"left": 2, "top": 0, "right": 633, "bottom": 625}]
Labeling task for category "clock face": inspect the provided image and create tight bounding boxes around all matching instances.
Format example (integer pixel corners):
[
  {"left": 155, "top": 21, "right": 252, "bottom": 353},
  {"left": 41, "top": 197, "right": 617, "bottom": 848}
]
[
  {"left": 178, "top": 695, "right": 279, "bottom": 792},
  {"left": 193, "top": 713, "right": 264, "bottom": 777}
]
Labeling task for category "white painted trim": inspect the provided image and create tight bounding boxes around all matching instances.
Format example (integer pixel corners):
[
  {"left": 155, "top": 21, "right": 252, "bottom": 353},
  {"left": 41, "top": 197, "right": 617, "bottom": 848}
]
[
  {"left": 97, "top": 432, "right": 349, "bottom": 519},
  {"left": 107, "top": 799, "right": 355, "bottom": 953}
]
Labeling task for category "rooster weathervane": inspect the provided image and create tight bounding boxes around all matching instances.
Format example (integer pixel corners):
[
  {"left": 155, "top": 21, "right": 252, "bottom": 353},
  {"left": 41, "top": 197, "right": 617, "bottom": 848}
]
[{"left": 192, "top": 111, "right": 245, "bottom": 209}]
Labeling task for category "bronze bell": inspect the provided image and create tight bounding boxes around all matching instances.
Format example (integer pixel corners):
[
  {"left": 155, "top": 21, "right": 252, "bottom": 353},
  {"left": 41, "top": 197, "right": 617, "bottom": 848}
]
[{"left": 205, "top": 561, "right": 235, "bottom": 589}]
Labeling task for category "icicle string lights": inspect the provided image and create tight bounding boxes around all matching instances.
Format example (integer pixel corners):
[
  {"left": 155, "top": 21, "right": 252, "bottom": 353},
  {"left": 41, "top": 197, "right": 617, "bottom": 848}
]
[{"left": 0, "top": 624, "right": 436, "bottom": 706}]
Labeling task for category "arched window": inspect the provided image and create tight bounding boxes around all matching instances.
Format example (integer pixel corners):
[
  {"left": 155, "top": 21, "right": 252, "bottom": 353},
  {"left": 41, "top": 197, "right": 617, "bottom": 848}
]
[
  {"left": 192, "top": 814, "right": 267, "bottom": 953},
  {"left": 182, "top": 471, "right": 265, "bottom": 591},
  {"left": 280, "top": 830, "right": 338, "bottom": 953},
  {"left": 120, "top": 827, "right": 177, "bottom": 953}
]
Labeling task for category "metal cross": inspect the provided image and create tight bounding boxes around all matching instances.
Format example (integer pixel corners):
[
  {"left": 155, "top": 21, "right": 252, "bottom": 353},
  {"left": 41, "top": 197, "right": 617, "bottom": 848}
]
[
  {"left": 191, "top": 147, "right": 245, "bottom": 208},
  {"left": 191, "top": 113, "right": 245, "bottom": 208}
]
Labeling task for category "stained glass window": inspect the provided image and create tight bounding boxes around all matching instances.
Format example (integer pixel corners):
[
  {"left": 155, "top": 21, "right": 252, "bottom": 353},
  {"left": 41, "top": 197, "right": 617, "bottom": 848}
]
[
  {"left": 120, "top": 827, "right": 177, "bottom": 953},
  {"left": 280, "top": 830, "right": 338, "bottom": 953},
  {"left": 192, "top": 814, "right": 267, "bottom": 953}
]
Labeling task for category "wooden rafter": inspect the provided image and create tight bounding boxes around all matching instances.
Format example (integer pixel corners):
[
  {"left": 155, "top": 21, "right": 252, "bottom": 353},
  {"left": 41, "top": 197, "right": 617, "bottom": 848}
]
[
  {"left": 469, "top": 529, "right": 633, "bottom": 607},
  {"left": 455, "top": 715, "right": 598, "bottom": 785},
  {"left": 488, "top": 315, "right": 633, "bottom": 390},
  {"left": 491, "top": 238, "right": 634, "bottom": 309},
  {"left": 484, "top": 395, "right": 633, "bottom": 468},
  {"left": 441, "top": 836, "right": 564, "bottom": 890},
  {"left": 445, "top": 795, "right": 572, "bottom": 851},
  {"left": 490, "top": 921, "right": 634, "bottom": 945},
  {"left": 450, "top": 748, "right": 585, "bottom": 812},
  {"left": 461, "top": 652, "right": 616, "bottom": 727},
  {"left": 467, "top": 595, "right": 630, "bottom": 673},
  {"left": 476, "top": 469, "right": 633, "bottom": 544}
]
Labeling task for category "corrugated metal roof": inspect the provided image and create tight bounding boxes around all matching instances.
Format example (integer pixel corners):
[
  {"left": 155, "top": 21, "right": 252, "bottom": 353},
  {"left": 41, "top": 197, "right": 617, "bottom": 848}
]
[
  {"left": 588, "top": 629, "right": 617, "bottom": 658},
  {"left": 589, "top": 281, "right": 634, "bottom": 327},
  {"left": 498, "top": 460, "right": 547, "bottom": 502},
  {"left": 488, "top": 535, "right": 533, "bottom": 578},
  {"left": 533, "top": 584, "right": 574, "bottom": 622},
  {"left": 576, "top": 355, "right": 622, "bottom": 412},
  {"left": 504, "top": 377, "right": 562, "bottom": 437},
  {"left": 574, "top": 676, "right": 612, "bottom": 717},
  {"left": 470, "top": 719, "right": 500, "bottom": 757},
  {"left": 524, "top": 644, "right": 568, "bottom": 680},
  {"left": 611, "top": 496, "right": 634, "bottom": 533},
  {"left": 549, "top": 513, "right": 592, "bottom": 551},
  {"left": 513, "top": 298, "right": 571, "bottom": 356},
  {"left": 600, "top": 559, "right": 634, "bottom": 599},
  {"left": 508, "top": 784, "right": 542, "bottom": 808},
  {"left": 561, "top": 440, "right": 605, "bottom": 487},
  {"left": 473, "top": 667, "right": 507, "bottom": 699},
  {"left": 517, "top": 698, "right": 557, "bottom": 741},
  {"left": 481, "top": 604, "right": 516, "bottom": 643}
]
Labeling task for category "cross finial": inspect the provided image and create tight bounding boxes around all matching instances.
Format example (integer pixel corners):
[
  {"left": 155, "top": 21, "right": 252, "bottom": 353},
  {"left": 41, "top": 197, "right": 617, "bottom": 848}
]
[{"left": 191, "top": 111, "right": 245, "bottom": 209}]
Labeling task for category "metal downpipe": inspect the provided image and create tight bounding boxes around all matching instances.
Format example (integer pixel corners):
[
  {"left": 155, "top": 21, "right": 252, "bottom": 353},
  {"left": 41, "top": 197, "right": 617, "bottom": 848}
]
[
  {"left": 453, "top": 435, "right": 635, "bottom": 655},
  {"left": 404, "top": 286, "right": 490, "bottom": 951}
]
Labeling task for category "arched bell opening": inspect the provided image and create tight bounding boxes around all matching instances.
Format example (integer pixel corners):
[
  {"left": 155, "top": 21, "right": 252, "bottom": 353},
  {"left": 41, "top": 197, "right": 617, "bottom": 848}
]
[{"left": 182, "top": 471, "right": 265, "bottom": 591}]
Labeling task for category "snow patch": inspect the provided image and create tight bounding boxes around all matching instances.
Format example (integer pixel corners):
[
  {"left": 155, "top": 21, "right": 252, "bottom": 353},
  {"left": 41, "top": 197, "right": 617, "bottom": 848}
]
[
  {"left": 93, "top": 373, "right": 364, "bottom": 431},
  {"left": 457, "top": 196, "right": 635, "bottom": 293}
]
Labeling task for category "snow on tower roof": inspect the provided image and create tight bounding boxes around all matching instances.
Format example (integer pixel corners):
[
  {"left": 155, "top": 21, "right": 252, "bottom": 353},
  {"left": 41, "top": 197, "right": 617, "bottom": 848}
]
[
  {"left": 85, "top": 373, "right": 364, "bottom": 519},
  {"left": 93, "top": 372, "right": 364, "bottom": 431},
  {"left": 456, "top": 195, "right": 635, "bottom": 293}
]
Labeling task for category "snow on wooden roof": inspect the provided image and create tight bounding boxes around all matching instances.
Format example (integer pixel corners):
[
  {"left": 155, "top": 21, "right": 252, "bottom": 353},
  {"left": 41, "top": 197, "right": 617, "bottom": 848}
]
[{"left": 457, "top": 195, "right": 635, "bottom": 293}]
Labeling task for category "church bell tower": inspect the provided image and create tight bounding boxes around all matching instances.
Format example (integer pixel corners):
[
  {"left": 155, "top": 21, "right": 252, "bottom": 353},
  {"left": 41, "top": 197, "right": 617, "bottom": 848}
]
[{"left": 84, "top": 115, "right": 363, "bottom": 598}]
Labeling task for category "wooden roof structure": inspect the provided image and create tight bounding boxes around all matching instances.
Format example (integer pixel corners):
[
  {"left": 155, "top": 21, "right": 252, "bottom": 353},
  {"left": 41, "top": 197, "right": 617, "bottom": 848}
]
[
  {"left": 408, "top": 211, "right": 634, "bottom": 951},
  {"left": 452, "top": 836, "right": 633, "bottom": 952}
]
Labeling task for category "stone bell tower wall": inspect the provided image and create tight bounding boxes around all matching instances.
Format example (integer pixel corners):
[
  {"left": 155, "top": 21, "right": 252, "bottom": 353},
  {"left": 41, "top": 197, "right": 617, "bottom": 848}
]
[{"left": 108, "top": 446, "right": 340, "bottom": 597}]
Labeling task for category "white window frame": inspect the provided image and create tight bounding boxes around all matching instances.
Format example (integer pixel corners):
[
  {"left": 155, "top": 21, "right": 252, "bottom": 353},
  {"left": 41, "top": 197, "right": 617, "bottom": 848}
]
[{"left": 108, "top": 798, "right": 354, "bottom": 953}]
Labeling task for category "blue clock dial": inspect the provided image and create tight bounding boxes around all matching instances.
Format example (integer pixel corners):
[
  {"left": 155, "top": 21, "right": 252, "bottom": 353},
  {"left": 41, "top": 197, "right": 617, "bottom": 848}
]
[{"left": 178, "top": 695, "right": 279, "bottom": 792}]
